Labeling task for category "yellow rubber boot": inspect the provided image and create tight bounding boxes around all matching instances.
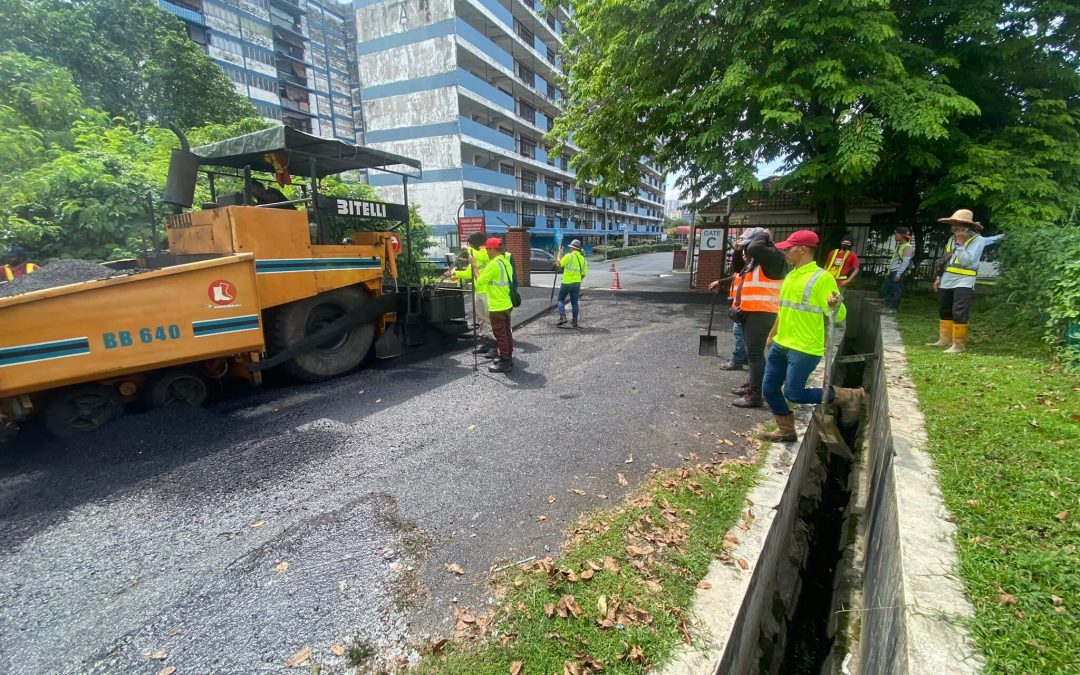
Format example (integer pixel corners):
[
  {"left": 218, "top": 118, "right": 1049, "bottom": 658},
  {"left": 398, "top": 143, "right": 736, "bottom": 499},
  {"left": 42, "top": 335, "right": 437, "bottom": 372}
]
[
  {"left": 944, "top": 324, "right": 968, "bottom": 353},
  {"left": 926, "top": 320, "right": 953, "bottom": 347}
]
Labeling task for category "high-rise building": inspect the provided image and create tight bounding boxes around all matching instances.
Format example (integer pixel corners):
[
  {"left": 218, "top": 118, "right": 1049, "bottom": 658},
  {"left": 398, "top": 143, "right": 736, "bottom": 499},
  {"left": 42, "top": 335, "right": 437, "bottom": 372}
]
[
  {"left": 158, "top": 0, "right": 359, "bottom": 142},
  {"left": 352, "top": 0, "right": 666, "bottom": 252}
]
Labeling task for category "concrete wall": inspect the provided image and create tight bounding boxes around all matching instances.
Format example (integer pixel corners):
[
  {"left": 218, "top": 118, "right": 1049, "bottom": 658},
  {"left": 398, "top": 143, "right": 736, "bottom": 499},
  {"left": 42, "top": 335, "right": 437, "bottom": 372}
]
[
  {"left": 355, "top": 0, "right": 464, "bottom": 234},
  {"left": 844, "top": 304, "right": 982, "bottom": 674}
]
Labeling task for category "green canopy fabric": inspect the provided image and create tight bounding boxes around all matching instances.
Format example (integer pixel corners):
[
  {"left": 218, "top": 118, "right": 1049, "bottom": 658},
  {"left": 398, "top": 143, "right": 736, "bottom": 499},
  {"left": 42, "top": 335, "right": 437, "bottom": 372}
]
[{"left": 190, "top": 126, "right": 422, "bottom": 178}]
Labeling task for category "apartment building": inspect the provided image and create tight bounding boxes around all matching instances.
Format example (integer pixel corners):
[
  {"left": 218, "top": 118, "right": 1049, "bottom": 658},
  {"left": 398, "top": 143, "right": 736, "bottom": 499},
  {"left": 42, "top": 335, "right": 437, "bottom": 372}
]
[
  {"left": 159, "top": 0, "right": 361, "bottom": 142},
  {"left": 353, "top": 0, "right": 666, "bottom": 252}
]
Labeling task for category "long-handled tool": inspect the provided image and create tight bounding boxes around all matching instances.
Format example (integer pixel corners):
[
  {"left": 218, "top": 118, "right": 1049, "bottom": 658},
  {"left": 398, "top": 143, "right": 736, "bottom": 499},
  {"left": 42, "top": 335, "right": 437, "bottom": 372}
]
[
  {"left": 813, "top": 303, "right": 853, "bottom": 458},
  {"left": 699, "top": 290, "right": 719, "bottom": 356}
]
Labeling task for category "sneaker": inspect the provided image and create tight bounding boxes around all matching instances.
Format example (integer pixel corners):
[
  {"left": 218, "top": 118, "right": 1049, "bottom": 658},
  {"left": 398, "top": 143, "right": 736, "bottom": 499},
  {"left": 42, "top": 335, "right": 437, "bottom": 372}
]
[
  {"left": 556, "top": 315, "right": 568, "bottom": 326},
  {"left": 731, "top": 383, "right": 750, "bottom": 395},
  {"left": 488, "top": 358, "right": 513, "bottom": 373},
  {"left": 571, "top": 321, "right": 580, "bottom": 329},
  {"left": 720, "top": 361, "right": 745, "bottom": 371},
  {"left": 732, "top": 394, "right": 764, "bottom": 409},
  {"left": 482, "top": 348, "right": 499, "bottom": 359}
]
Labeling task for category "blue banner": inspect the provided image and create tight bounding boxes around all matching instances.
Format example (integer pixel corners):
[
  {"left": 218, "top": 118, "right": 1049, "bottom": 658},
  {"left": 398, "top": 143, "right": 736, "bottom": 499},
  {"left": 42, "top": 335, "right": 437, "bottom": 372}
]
[{"left": 553, "top": 227, "right": 563, "bottom": 249}]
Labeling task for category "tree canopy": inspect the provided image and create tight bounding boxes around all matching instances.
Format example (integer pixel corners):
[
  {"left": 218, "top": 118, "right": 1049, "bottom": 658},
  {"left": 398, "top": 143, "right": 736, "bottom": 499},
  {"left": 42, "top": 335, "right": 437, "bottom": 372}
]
[
  {"left": 551, "top": 0, "right": 1080, "bottom": 228},
  {"left": 0, "top": 0, "right": 256, "bottom": 127}
]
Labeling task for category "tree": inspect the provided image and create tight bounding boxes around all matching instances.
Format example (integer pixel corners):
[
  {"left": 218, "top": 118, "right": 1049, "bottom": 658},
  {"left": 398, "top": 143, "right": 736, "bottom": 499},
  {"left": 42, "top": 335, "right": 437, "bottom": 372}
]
[
  {"left": 0, "top": 0, "right": 255, "bottom": 127},
  {"left": 550, "top": 0, "right": 979, "bottom": 223}
]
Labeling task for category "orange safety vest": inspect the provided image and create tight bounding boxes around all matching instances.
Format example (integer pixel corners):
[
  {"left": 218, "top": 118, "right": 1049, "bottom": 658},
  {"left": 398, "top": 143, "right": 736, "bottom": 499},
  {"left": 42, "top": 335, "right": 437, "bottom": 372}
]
[
  {"left": 728, "top": 273, "right": 743, "bottom": 301},
  {"left": 825, "top": 249, "right": 853, "bottom": 280},
  {"left": 737, "top": 266, "right": 782, "bottom": 313},
  {"left": 2, "top": 262, "right": 38, "bottom": 281}
]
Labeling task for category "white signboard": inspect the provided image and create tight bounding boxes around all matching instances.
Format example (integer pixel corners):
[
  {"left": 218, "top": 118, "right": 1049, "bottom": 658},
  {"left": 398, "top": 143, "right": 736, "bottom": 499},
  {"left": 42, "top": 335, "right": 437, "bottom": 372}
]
[{"left": 700, "top": 229, "right": 723, "bottom": 250}]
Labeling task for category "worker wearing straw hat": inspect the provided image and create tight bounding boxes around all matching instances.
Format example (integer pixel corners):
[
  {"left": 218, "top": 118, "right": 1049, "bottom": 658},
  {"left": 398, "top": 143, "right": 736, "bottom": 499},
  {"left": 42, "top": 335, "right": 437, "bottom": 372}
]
[{"left": 927, "top": 209, "right": 1005, "bottom": 353}]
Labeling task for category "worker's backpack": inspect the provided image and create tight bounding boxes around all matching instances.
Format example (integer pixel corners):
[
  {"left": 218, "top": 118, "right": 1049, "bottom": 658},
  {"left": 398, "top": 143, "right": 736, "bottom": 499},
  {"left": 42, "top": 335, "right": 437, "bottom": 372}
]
[{"left": 507, "top": 256, "right": 522, "bottom": 308}]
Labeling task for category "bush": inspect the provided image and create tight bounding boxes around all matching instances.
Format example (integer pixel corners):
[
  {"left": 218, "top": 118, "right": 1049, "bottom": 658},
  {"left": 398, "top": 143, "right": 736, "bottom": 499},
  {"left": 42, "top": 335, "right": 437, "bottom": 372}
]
[
  {"left": 997, "top": 225, "right": 1080, "bottom": 364},
  {"left": 593, "top": 242, "right": 681, "bottom": 259}
]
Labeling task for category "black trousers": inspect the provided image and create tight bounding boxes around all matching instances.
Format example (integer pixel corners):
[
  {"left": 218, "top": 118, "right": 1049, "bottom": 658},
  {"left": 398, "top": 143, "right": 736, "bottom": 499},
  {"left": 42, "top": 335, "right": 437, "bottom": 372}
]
[
  {"left": 938, "top": 287, "right": 974, "bottom": 324},
  {"left": 741, "top": 311, "right": 776, "bottom": 395}
]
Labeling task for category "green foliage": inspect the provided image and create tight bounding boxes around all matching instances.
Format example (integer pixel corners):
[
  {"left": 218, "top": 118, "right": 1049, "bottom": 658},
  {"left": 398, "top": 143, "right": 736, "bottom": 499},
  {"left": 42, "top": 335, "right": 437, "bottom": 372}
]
[
  {"left": 551, "top": 0, "right": 1079, "bottom": 228},
  {"left": 593, "top": 243, "right": 680, "bottom": 259},
  {"left": 997, "top": 225, "right": 1080, "bottom": 364},
  {"left": 896, "top": 296, "right": 1080, "bottom": 672},
  {"left": 0, "top": 0, "right": 255, "bottom": 127}
]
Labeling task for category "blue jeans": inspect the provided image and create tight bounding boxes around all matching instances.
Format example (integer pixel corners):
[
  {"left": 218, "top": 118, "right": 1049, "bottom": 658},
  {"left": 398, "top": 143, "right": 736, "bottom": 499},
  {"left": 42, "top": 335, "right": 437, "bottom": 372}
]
[
  {"left": 762, "top": 343, "right": 834, "bottom": 416},
  {"left": 558, "top": 282, "right": 581, "bottom": 320},
  {"left": 881, "top": 274, "right": 904, "bottom": 310},
  {"left": 731, "top": 322, "right": 747, "bottom": 365}
]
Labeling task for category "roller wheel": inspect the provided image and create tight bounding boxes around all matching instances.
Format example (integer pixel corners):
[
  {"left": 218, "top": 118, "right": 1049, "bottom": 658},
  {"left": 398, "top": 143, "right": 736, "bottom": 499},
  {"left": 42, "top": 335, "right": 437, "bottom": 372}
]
[
  {"left": 268, "top": 287, "right": 375, "bottom": 382},
  {"left": 43, "top": 384, "right": 124, "bottom": 438},
  {"left": 147, "top": 370, "right": 209, "bottom": 408}
]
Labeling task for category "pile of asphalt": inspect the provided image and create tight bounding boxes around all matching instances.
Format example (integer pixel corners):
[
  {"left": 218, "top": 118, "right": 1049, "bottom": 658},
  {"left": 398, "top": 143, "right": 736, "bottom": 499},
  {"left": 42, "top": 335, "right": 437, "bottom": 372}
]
[{"left": 0, "top": 259, "right": 120, "bottom": 297}]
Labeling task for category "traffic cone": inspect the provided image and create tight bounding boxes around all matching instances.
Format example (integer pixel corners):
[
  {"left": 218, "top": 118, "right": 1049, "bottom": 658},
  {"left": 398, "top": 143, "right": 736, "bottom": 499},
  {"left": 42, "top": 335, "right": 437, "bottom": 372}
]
[
  {"left": 610, "top": 270, "right": 622, "bottom": 290},
  {"left": 609, "top": 262, "right": 616, "bottom": 272}
]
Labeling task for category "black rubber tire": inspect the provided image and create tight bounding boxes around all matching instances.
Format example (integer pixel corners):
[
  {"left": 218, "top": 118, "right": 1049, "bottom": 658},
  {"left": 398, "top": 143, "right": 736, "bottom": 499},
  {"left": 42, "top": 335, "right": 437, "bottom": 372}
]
[
  {"left": 43, "top": 384, "right": 124, "bottom": 438},
  {"left": 267, "top": 286, "right": 375, "bottom": 382},
  {"left": 146, "top": 370, "right": 209, "bottom": 408}
]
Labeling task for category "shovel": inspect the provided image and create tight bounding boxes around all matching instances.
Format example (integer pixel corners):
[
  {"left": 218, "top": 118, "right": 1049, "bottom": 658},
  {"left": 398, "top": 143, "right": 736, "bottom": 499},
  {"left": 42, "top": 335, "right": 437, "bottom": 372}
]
[
  {"left": 813, "top": 303, "right": 853, "bottom": 459},
  {"left": 699, "top": 290, "right": 719, "bottom": 356}
]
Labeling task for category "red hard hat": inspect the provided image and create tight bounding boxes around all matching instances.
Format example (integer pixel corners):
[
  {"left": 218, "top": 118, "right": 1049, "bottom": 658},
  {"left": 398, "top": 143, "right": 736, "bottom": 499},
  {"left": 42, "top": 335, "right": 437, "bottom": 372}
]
[
  {"left": 775, "top": 230, "right": 820, "bottom": 249},
  {"left": 484, "top": 237, "right": 503, "bottom": 249}
]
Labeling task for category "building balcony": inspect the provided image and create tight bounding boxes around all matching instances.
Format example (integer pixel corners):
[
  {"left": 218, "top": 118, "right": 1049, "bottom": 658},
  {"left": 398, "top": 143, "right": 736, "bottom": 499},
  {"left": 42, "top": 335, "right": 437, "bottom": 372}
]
[
  {"left": 458, "top": 68, "right": 515, "bottom": 112},
  {"left": 463, "top": 164, "right": 517, "bottom": 191},
  {"left": 464, "top": 208, "right": 519, "bottom": 230},
  {"left": 159, "top": 0, "right": 203, "bottom": 25},
  {"left": 456, "top": 18, "right": 513, "bottom": 71},
  {"left": 460, "top": 117, "right": 517, "bottom": 152},
  {"left": 271, "top": 0, "right": 305, "bottom": 16}
]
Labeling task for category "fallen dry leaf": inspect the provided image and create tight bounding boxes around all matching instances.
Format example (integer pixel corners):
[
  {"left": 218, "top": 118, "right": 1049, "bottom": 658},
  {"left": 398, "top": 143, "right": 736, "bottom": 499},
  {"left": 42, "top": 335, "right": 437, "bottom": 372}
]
[
  {"left": 149, "top": 650, "right": 167, "bottom": 660},
  {"left": 330, "top": 644, "right": 345, "bottom": 657},
  {"left": 571, "top": 489, "right": 586, "bottom": 496},
  {"left": 697, "top": 581, "right": 712, "bottom": 590},
  {"left": 580, "top": 569, "right": 595, "bottom": 580},
  {"left": 445, "top": 563, "right": 465, "bottom": 575},
  {"left": 159, "top": 668, "right": 176, "bottom": 675},
  {"left": 626, "top": 544, "right": 654, "bottom": 557},
  {"left": 722, "top": 439, "right": 734, "bottom": 446},
  {"left": 617, "top": 473, "right": 629, "bottom": 487},
  {"left": 275, "top": 561, "right": 289, "bottom": 574},
  {"left": 602, "top": 557, "right": 621, "bottom": 573},
  {"left": 564, "top": 661, "right": 581, "bottom": 675},
  {"left": 467, "top": 424, "right": 477, "bottom": 431},
  {"left": 545, "top": 603, "right": 555, "bottom": 618},
  {"left": 556, "top": 594, "right": 583, "bottom": 619},
  {"left": 645, "top": 580, "right": 662, "bottom": 593},
  {"left": 737, "top": 559, "right": 749, "bottom": 570},
  {"left": 548, "top": 495, "right": 557, "bottom": 503},
  {"left": 628, "top": 644, "right": 645, "bottom": 663},
  {"left": 597, "top": 494, "right": 608, "bottom": 500},
  {"left": 249, "top": 520, "right": 266, "bottom": 529},
  {"left": 999, "top": 592, "right": 1018, "bottom": 606},
  {"left": 625, "top": 454, "right": 634, "bottom": 463},
  {"left": 286, "top": 645, "right": 312, "bottom": 668},
  {"left": 1055, "top": 511, "right": 1070, "bottom": 521},
  {"left": 1055, "top": 606, "right": 1067, "bottom": 614},
  {"left": 537, "top": 515, "right": 547, "bottom": 521},
  {"left": 510, "top": 660, "right": 524, "bottom": 675},
  {"left": 430, "top": 638, "right": 449, "bottom": 654}
]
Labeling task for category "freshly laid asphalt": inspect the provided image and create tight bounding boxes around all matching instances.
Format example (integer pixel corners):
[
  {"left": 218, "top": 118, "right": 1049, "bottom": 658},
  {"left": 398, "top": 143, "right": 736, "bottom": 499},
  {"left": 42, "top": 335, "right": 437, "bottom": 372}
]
[{"left": 0, "top": 253, "right": 764, "bottom": 674}]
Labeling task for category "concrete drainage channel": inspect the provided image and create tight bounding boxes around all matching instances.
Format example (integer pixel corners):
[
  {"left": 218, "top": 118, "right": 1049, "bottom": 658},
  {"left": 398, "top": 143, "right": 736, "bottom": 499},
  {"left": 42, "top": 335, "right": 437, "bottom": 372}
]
[{"left": 659, "top": 294, "right": 981, "bottom": 675}]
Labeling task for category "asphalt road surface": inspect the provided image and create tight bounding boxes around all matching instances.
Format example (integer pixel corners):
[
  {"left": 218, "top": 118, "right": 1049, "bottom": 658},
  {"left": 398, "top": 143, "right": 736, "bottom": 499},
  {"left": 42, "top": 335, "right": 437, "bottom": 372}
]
[{"left": 0, "top": 269, "right": 759, "bottom": 674}]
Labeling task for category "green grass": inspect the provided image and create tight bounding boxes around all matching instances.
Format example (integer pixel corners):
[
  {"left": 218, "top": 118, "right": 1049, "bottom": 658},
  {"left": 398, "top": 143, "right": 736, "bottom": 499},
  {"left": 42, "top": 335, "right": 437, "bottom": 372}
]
[
  {"left": 895, "top": 292, "right": 1080, "bottom": 674},
  {"left": 414, "top": 457, "right": 762, "bottom": 674}
]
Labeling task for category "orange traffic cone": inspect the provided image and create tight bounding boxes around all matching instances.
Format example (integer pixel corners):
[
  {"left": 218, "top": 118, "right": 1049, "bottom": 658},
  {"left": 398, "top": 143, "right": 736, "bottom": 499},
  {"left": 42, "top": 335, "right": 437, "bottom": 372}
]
[
  {"left": 610, "top": 271, "right": 622, "bottom": 290},
  {"left": 609, "top": 262, "right": 616, "bottom": 272}
]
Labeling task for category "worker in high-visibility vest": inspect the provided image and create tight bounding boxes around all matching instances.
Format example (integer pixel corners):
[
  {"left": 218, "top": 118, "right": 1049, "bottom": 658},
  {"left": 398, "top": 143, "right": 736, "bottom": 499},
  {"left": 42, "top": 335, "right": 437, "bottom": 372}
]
[
  {"left": 881, "top": 227, "right": 915, "bottom": 314},
  {"left": 556, "top": 239, "right": 588, "bottom": 328},
  {"left": 2, "top": 247, "right": 38, "bottom": 282},
  {"left": 473, "top": 237, "right": 515, "bottom": 373},
  {"left": 824, "top": 234, "right": 860, "bottom": 287},
  {"left": 446, "top": 232, "right": 498, "bottom": 358},
  {"left": 761, "top": 230, "right": 865, "bottom": 443},
  {"left": 926, "top": 209, "right": 1004, "bottom": 353},
  {"left": 716, "top": 227, "right": 784, "bottom": 409}
]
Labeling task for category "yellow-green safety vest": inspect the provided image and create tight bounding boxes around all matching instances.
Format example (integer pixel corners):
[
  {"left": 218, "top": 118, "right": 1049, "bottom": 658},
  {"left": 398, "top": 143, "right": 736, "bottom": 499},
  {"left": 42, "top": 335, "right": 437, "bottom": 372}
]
[
  {"left": 944, "top": 235, "right": 981, "bottom": 276},
  {"left": 560, "top": 250, "right": 588, "bottom": 284},
  {"left": 477, "top": 254, "right": 515, "bottom": 312},
  {"left": 774, "top": 262, "right": 842, "bottom": 357}
]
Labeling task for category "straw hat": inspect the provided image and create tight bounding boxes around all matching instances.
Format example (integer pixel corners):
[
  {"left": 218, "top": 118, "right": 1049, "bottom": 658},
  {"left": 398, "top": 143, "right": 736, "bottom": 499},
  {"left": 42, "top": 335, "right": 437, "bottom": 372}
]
[{"left": 938, "top": 209, "right": 983, "bottom": 231}]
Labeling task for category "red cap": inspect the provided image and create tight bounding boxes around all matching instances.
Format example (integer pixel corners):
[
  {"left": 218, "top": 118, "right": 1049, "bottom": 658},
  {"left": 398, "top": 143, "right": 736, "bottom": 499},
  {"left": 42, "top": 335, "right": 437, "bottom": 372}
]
[
  {"left": 775, "top": 230, "right": 820, "bottom": 249},
  {"left": 484, "top": 237, "right": 503, "bottom": 249}
]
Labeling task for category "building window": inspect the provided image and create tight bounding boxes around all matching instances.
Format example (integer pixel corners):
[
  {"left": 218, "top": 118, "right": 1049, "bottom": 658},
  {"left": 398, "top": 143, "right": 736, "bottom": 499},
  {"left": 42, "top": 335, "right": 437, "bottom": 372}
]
[
  {"left": 500, "top": 163, "right": 515, "bottom": 176},
  {"left": 521, "top": 202, "right": 537, "bottom": 228},
  {"left": 519, "top": 135, "right": 536, "bottom": 159},
  {"left": 515, "top": 60, "right": 535, "bottom": 85},
  {"left": 517, "top": 98, "right": 536, "bottom": 121},
  {"left": 515, "top": 21, "right": 534, "bottom": 45},
  {"left": 501, "top": 198, "right": 516, "bottom": 213},
  {"left": 520, "top": 170, "right": 537, "bottom": 194}
]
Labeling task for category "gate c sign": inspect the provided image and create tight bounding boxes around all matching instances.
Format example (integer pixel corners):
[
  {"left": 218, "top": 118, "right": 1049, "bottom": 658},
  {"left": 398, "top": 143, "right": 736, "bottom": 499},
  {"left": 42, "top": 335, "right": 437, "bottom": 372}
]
[{"left": 700, "top": 229, "right": 723, "bottom": 250}]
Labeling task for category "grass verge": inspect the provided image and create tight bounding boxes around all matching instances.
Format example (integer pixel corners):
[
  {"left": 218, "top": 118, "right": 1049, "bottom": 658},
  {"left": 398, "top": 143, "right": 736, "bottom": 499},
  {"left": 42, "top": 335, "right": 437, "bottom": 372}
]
[
  {"left": 414, "top": 454, "right": 762, "bottom": 674},
  {"left": 895, "top": 292, "right": 1080, "bottom": 673}
]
